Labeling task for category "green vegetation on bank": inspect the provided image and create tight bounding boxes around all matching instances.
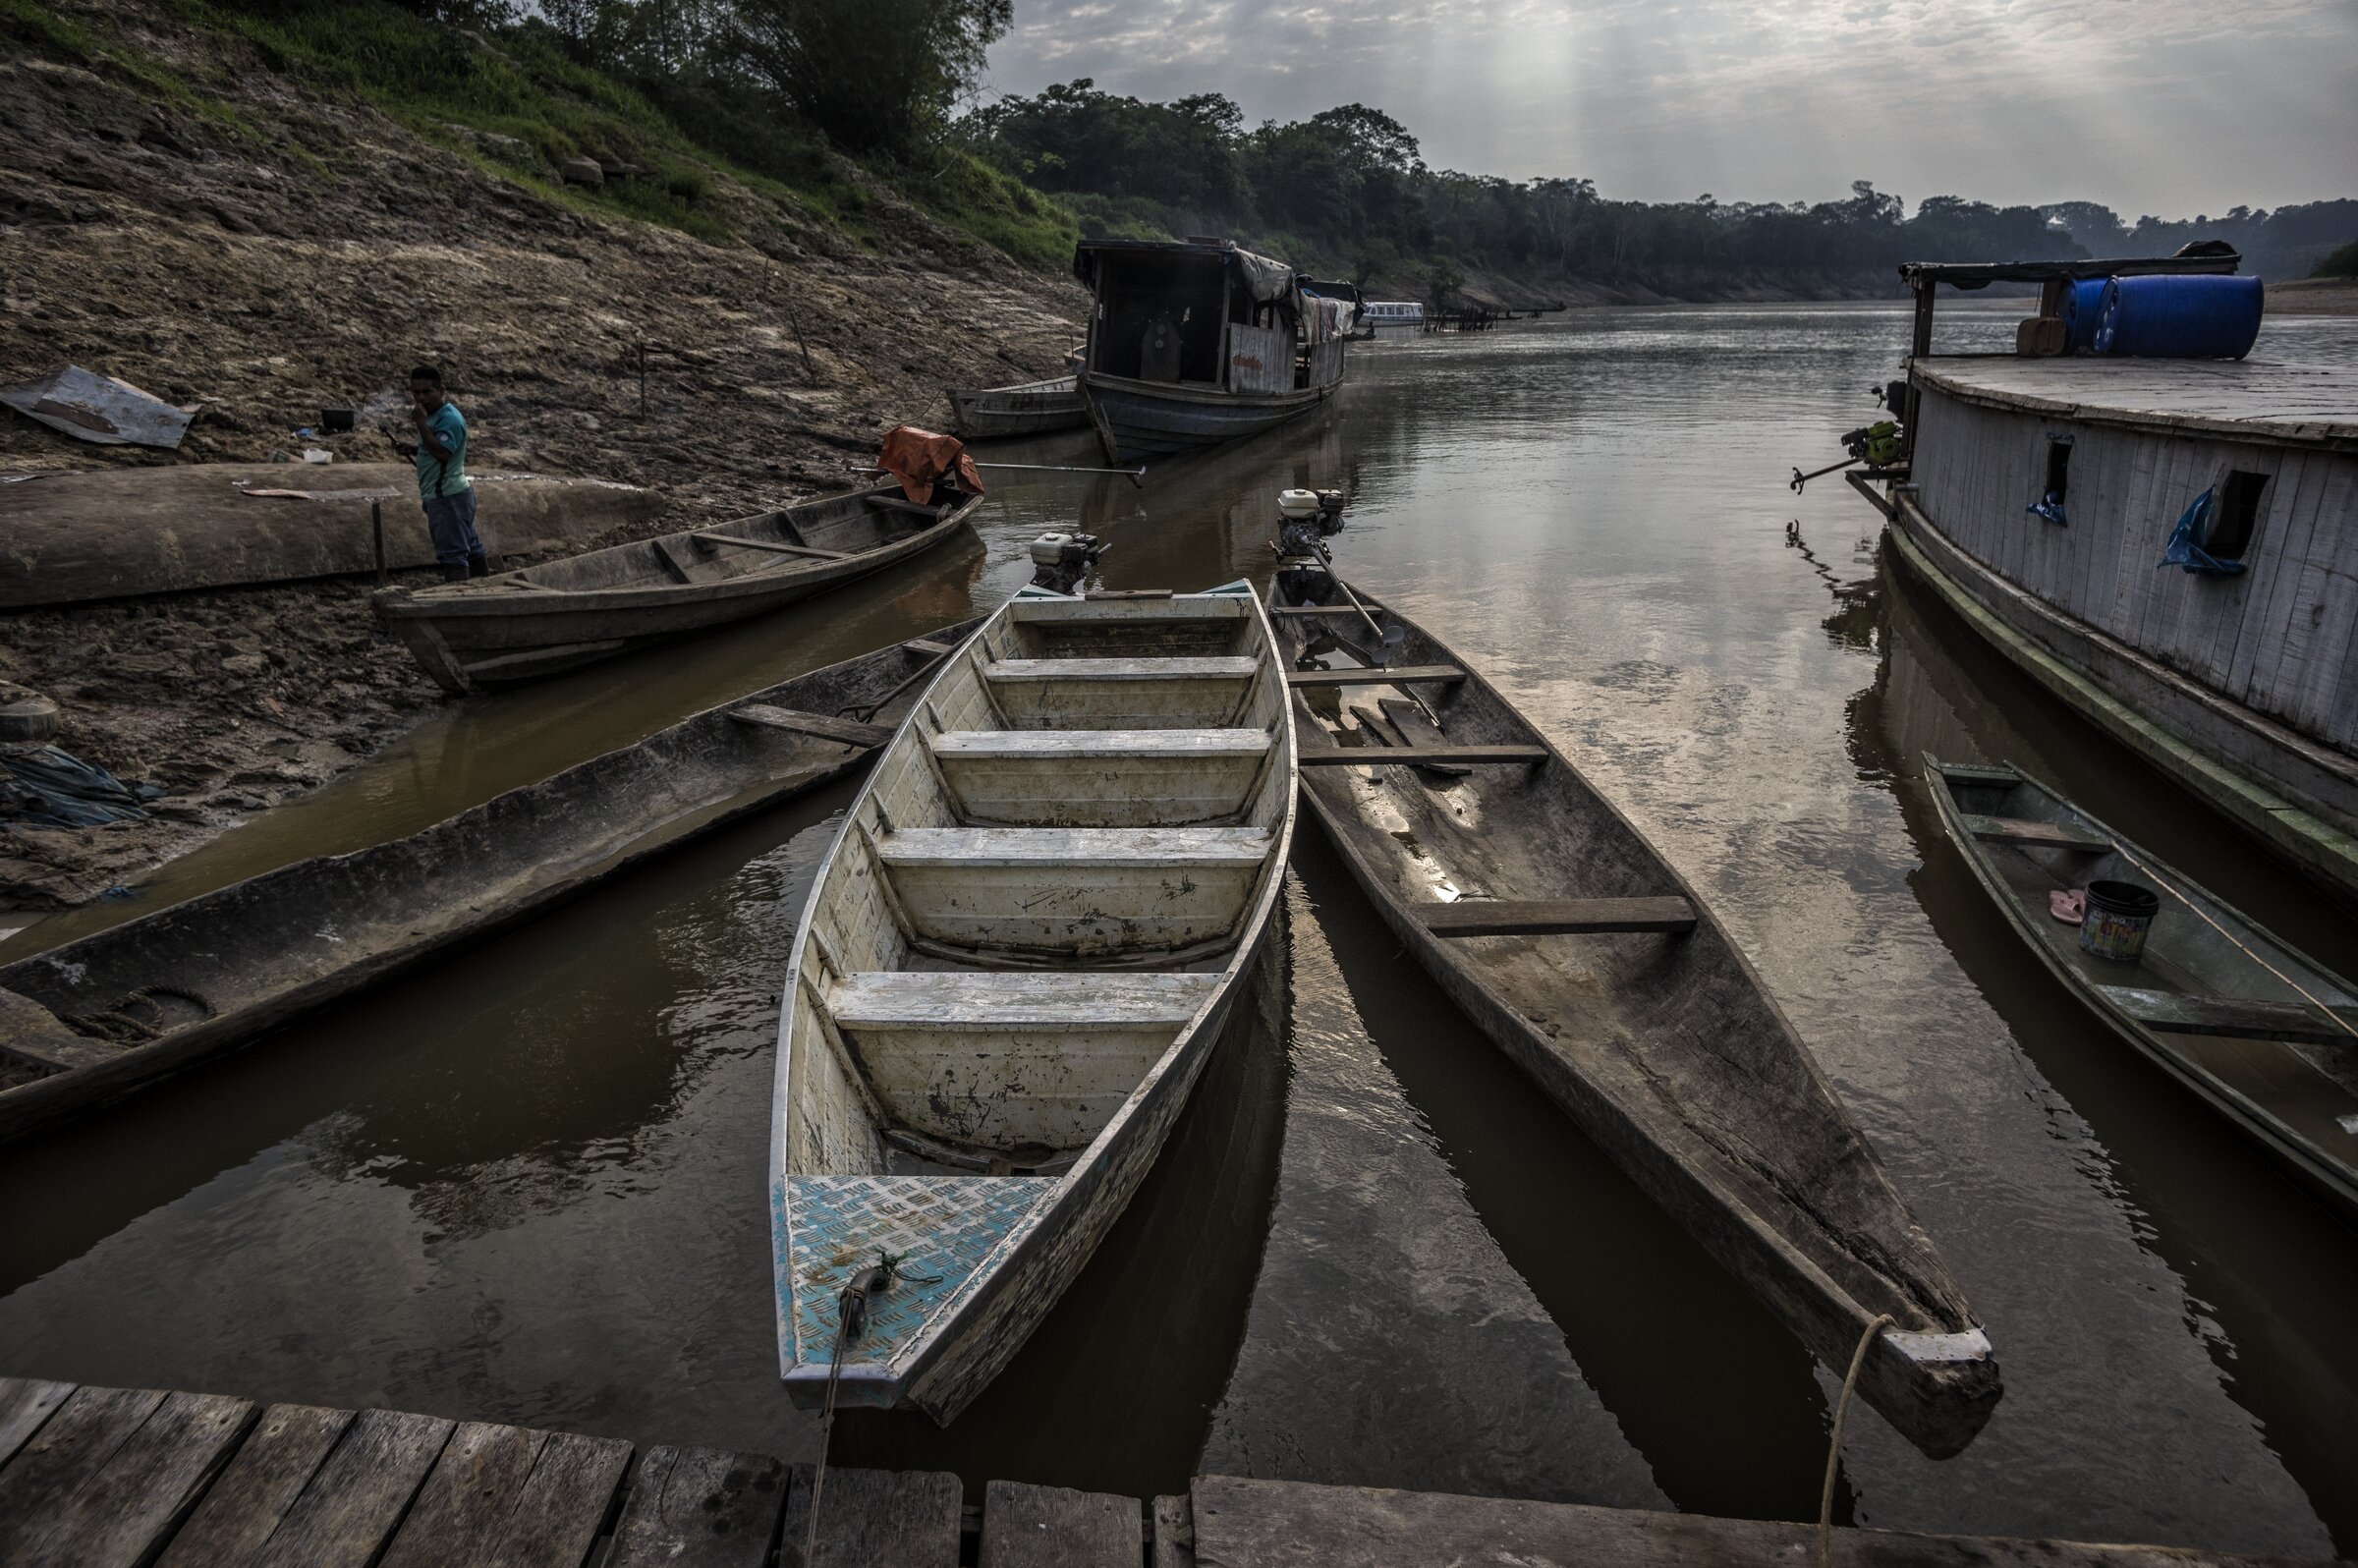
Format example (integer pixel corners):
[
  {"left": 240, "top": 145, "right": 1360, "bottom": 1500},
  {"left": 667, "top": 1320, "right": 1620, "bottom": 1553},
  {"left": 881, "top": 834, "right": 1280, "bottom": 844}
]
[
  {"left": 2315, "top": 240, "right": 2358, "bottom": 279},
  {"left": 960, "top": 77, "right": 2358, "bottom": 294},
  {"left": 2, "top": 0, "right": 1074, "bottom": 266}
]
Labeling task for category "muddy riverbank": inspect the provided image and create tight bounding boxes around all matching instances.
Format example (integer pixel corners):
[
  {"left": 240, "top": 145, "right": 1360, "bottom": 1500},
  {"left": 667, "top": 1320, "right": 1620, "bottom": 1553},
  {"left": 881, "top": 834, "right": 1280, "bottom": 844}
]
[{"left": 0, "top": 9, "right": 1084, "bottom": 908}]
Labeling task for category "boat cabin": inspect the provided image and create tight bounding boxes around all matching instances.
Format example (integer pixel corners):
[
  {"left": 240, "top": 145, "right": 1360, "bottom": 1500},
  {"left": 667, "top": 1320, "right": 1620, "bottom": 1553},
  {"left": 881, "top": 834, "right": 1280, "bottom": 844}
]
[{"left": 1073, "top": 238, "right": 1347, "bottom": 395}]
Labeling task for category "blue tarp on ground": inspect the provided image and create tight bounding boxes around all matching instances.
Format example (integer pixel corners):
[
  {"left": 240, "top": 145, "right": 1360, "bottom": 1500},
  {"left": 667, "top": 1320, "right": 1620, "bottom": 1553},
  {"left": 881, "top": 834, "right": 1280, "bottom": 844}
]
[{"left": 1, "top": 746, "right": 153, "bottom": 827}]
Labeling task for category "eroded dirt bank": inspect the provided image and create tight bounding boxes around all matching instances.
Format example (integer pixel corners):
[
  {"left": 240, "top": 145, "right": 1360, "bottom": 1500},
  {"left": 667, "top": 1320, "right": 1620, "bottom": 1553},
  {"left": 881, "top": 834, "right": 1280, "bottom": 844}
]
[{"left": 0, "top": 5, "right": 1084, "bottom": 907}]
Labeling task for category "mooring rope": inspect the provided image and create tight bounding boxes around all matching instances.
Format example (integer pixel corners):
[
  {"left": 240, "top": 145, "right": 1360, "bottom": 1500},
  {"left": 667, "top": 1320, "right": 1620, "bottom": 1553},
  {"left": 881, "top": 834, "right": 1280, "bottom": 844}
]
[
  {"left": 1819, "top": 1313, "right": 1894, "bottom": 1568},
  {"left": 2106, "top": 842, "right": 2358, "bottom": 1044},
  {"left": 800, "top": 1251, "right": 938, "bottom": 1568}
]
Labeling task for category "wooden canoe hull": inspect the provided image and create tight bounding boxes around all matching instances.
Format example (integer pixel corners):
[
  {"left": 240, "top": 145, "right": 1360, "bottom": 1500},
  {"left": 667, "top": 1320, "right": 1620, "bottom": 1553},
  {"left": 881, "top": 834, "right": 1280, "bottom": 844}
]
[
  {"left": 1268, "top": 587, "right": 2000, "bottom": 1457},
  {"left": 1081, "top": 372, "right": 1337, "bottom": 462},
  {"left": 951, "top": 377, "right": 1089, "bottom": 439},
  {"left": 1926, "top": 756, "right": 2358, "bottom": 1213},
  {"left": 374, "top": 485, "right": 982, "bottom": 692},
  {"left": 0, "top": 627, "right": 979, "bottom": 1143},
  {"left": 773, "top": 587, "right": 1298, "bottom": 1424}
]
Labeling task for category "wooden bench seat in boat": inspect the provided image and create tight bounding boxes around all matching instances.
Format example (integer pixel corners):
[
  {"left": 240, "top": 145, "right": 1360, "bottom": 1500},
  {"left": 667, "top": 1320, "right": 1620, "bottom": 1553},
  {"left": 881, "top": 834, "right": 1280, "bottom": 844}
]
[
  {"left": 873, "top": 826, "right": 1271, "bottom": 956},
  {"left": 827, "top": 972, "right": 1225, "bottom": 1148},
  {"left": 1284, "top": 664, "right": 1466, "bottom": 689},
  {"left": 2094, "top": 983, "right": 2358, "bottom": 1047},
  {"left": 982, "top": 656, "right": 1262, "bottom": 729},
  {"left": 929, "top": 727, "right": 1273, "bottom": 825},
  {"left": 1298, "top": 743, "right": 1548, "bottom": 766},
  {"left": 1962, "top": 813, "right": 2112, "bottom": 853},
  {"left": 1417, "top": 897, "right": 1698, "bottom": 937},
  {"left": 730, "top": 704, "right": 894, "bottom": 748}
]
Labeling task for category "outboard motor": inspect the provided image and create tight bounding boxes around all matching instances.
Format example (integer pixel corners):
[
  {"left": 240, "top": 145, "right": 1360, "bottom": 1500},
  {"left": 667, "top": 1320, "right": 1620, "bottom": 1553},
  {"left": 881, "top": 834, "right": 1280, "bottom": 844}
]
[
  {"left": 1028, "top": 531, "right": 1108, "bottom": 594},
  {"left": 1272, "top": 489, "right": 1338, "bottom": 607}
]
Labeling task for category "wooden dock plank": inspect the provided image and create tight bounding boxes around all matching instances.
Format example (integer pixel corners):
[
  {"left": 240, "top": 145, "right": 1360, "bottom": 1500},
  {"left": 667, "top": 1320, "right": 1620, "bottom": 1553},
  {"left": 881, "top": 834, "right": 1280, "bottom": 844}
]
[
  {"left": 490, "top": 1429, "right": 635, "bottom": 1567},
  {"left": 1151, "top": 1494, "right": 1194, "bottom": 1568},
  {"left": 17, "top": 1391, "right": 255, "bottom": 1568},
  {"left": 1284, "top": 665, "right": 1463, "bottom": 689},
  {"left": 157, "top": 1405, "right": 355, "bottom": 1568},
  {"left": 1417, "top": 897, "right": 1697, "bottom": 937},
  {"left": 732, "top": 704, "right": 895, "bottom": 749},
  {"left": 1187, "top": 1474, "right": 2325, "bottom": 1567},
  {"left": 1298, "top": 744, "right": 1545, "bottom": 766},
  {"left": 0, "top": 1377, "right": 74, "bottom": 1468},
  {"left": 978, "top": 1480, "right": 1140, "bottom": 1568},
  {"left": 782, "top": 1464, "right": 963, "bottom": 1567},
  {"left": 248, "top": 1408, "right": 453, "bottom": 1568},
  {"left": 606, "top": 1446, "right": 787, "bottom": 1568},
  {"left": 0, "top": 1386, "right": 169, "bottom": 1562},
  {"left": 375, "top": 1420, "right": 629, "bottom": 1568},
  {"left": 1961, "top": 813, "right": 2113, "bottom": 854},
  {"left": 2094, "top": 984, "right": 2358, "bottom": 1047}
]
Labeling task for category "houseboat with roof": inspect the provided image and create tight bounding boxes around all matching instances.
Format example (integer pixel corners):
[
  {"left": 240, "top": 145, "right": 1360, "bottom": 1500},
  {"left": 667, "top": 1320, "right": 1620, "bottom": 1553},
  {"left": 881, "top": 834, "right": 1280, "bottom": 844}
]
[
  {"left": 1852, "top": 251, "right": 2358, "bottom": 904},
  {"left": 1072, "top": 239, "right": 1355, "bottom": 463}
]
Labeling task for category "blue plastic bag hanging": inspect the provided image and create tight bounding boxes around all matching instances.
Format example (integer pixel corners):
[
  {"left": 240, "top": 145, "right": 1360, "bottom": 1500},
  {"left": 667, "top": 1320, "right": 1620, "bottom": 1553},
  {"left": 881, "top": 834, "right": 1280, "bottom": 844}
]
[
  {"left": 2026, "top": 492, "right": 2067, "bottom": 526},
  {"left": 2157, "top": 487, "right": 2246, "bottom": 577}
]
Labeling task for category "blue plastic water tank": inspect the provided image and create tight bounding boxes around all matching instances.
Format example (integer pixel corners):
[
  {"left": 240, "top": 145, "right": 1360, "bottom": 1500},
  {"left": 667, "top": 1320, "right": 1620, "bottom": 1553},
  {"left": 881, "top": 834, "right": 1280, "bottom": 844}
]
[
  {"left": 2061, "top": 278, "right": 2108, "bottom": 352},
  {"left": 2094, "top": 274, "right": 2264, "bottom": 359}
]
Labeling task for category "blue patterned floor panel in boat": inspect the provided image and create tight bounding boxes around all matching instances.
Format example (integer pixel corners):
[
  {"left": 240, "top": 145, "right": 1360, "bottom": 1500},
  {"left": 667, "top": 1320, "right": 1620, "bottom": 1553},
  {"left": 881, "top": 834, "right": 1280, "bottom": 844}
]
[{"left": 786, "top": 1174, "right": 1054, "bottom": 1372}]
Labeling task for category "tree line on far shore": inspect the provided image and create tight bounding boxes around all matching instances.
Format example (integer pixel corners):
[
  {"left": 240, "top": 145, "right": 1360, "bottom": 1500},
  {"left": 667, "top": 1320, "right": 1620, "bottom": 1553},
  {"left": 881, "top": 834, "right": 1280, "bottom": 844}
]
[{"left": 961, "top": 79, "right": 2358, "bottom": 294}]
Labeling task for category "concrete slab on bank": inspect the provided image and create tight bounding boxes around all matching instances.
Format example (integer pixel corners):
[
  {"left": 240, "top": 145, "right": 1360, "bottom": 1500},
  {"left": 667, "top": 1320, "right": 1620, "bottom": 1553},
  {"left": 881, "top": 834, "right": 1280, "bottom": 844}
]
[{"left": 0, "top": 463, "right": 657, "bottom": 608}]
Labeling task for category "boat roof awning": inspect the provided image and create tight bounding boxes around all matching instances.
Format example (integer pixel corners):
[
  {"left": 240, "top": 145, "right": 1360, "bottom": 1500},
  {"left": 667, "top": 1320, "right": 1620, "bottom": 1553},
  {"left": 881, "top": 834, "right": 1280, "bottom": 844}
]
[
  {"left": 1897, "top": 252, "right": 2240, "bottom": 291},
  {"left": 1072, "top": 239, "right": 1298, "bottom": 304}
]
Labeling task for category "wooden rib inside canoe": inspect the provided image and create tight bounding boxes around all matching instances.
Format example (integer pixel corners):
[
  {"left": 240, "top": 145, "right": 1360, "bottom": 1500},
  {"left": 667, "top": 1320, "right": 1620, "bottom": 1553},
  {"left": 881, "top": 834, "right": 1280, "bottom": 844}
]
[
  {"left": 1417, "top": 898, "right": 1698, "bottom": 936},
  {"left": 729, "top": 705, "right": 894, "bottom": 749},
  {"left": 1927, "top": 756, "right": 2358, "bottom": 1214},
  {"left": 1268, "top": 581, "right": 2001, "bottom": 1457},
  {"left": 772, "top": 585, "right": 1297, "bottom": 1425},
  {"left": 373, "top": 482, "right": 982, "bottom": 693}
]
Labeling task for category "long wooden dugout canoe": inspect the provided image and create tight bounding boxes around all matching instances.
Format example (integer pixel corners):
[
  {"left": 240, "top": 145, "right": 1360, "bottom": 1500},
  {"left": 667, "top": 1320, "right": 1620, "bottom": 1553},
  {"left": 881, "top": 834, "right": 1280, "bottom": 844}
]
[
  {"left": 1927, "top": 756, "right": 2358, "bottom": 1213},
  {"left": 0, "top": 627, "right": 979, "bottom": 1144},
  {"left": 772, "top": 584, "right": 1297, "bottom": 1423},
  {"left": 1266, "top": 583, "right": 2000, "bottom": 1457},
  {"left": 949, "top": 376, "right": 1089, "bottom": 439},
  {"left": 374, "top": 481, "right": 982, "bottom": 693}
]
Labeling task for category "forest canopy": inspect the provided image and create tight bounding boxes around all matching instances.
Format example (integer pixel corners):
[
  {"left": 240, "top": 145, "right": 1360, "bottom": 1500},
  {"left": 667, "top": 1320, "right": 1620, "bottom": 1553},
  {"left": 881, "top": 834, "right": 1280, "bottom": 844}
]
[{"left": 961, "top": 78, "right": 2358, "bottom": 290}]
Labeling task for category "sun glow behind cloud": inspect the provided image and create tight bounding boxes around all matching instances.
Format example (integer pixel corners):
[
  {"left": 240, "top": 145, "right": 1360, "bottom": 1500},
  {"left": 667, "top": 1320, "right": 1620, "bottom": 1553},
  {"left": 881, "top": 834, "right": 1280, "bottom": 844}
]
[{"left": 982, "top": 0, "right": 2358, "bottom": 214}]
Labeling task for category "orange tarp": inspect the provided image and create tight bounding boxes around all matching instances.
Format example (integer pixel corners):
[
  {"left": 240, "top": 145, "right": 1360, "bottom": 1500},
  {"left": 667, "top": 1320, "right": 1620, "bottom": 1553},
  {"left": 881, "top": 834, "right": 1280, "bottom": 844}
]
[{"left": 877, "top": 424, "right": 984, "bottom": 504}]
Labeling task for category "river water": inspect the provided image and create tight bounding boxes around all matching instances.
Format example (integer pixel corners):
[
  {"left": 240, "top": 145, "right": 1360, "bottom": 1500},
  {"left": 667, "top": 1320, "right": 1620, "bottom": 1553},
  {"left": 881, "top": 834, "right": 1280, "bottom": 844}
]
[{"left": 4, "top": 303, "right": 2355, "bottom": 1557}]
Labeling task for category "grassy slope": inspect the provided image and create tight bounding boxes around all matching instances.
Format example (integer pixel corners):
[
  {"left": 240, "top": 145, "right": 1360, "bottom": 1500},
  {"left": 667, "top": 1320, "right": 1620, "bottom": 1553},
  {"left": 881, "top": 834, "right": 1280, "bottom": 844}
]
[{"left": 3, "top": 0, "right": 1078, "bottom": 268}]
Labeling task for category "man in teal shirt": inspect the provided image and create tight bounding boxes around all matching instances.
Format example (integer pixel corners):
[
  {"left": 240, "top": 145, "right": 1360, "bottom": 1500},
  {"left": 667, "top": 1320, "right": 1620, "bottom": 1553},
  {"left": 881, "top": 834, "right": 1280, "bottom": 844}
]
[{"left": 393, "top": 364, "right": 488, "bottom": 581}]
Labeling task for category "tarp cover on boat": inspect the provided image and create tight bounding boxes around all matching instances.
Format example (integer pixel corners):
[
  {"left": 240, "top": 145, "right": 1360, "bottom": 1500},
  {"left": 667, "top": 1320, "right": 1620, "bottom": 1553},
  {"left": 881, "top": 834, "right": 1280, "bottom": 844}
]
[
  {"left": 0, "top": 364, "right": 192, "bottom": 449},
  {"left": 876, "top": 424, "right": 984, "bottom": 504}
]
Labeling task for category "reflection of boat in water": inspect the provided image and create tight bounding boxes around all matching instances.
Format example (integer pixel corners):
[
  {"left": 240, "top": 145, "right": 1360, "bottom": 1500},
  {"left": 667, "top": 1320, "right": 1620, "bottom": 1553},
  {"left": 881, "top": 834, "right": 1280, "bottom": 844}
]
[
  {"left": 1074, "top": 239, "right": 1353, "bottom": 462},
  {"left": 1858, "top": 253, "right": 2358, "bottom": 904},
  {"left": 1263, "top": 578, "right": 2001, "bottom": 1457},
  {"left": 771, "top": 585, "right": 1297, "bottom": 1422},
  {"left": 948, "top": 375, "right": 1088, "bottom": 439},
  {"left": 1929, "top": 757, "right": 2358, "bottom": 1214}
]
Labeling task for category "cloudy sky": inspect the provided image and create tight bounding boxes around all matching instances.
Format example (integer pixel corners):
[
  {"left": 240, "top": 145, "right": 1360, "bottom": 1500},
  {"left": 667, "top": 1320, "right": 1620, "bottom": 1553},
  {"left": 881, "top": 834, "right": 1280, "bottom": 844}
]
[{"left": 978, "top": 0, "right": 2358, "bottom": 218}]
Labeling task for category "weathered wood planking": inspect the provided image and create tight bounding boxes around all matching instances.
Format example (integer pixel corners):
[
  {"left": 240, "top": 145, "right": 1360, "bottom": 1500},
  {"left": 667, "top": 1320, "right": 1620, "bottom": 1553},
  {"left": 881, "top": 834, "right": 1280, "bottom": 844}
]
[
  {"left": 0, "top": 1386, "right": 254, "bottom": 1568},
  {"left": 1416, "top": 897, "right": 1699, "bottom": 936},
  {"left": 1186, "top": 1474, "right": 2337, "bottom": 1567},
  {"left": 1908, "top": 371, "right": 2358, "bottom": 756},
  {"left": 157, "top": 1404, "right": 356, "bottom": 1567},
  {"left": 2, "top": 1376, "right": 2343, "bottom": 1568},
  {"left": 781, "top": 1463, "right": 963, "bottom": 1567},
  {"left": 606, "top": 1446, "right": 789, "bottom": 1568},
  {"left": 978, "top": 1480, "right": 1142, "bottom": 1568},
  {"left": 377, "top": 1422, "right": 631, "bottom": 1568}
]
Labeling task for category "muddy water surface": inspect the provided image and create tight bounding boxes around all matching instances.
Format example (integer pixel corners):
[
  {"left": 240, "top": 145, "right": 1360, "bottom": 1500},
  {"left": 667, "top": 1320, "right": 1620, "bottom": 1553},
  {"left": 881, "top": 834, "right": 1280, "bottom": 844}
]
[{"left": 4, "top": 304, "right": 2356, "bottom": 1556}]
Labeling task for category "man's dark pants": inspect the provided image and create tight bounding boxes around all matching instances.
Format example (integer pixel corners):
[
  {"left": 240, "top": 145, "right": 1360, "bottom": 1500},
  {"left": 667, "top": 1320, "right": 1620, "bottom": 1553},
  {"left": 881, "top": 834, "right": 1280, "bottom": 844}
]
[{"left": 423, "top": 487, "right": 488, "bottom": 578}]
